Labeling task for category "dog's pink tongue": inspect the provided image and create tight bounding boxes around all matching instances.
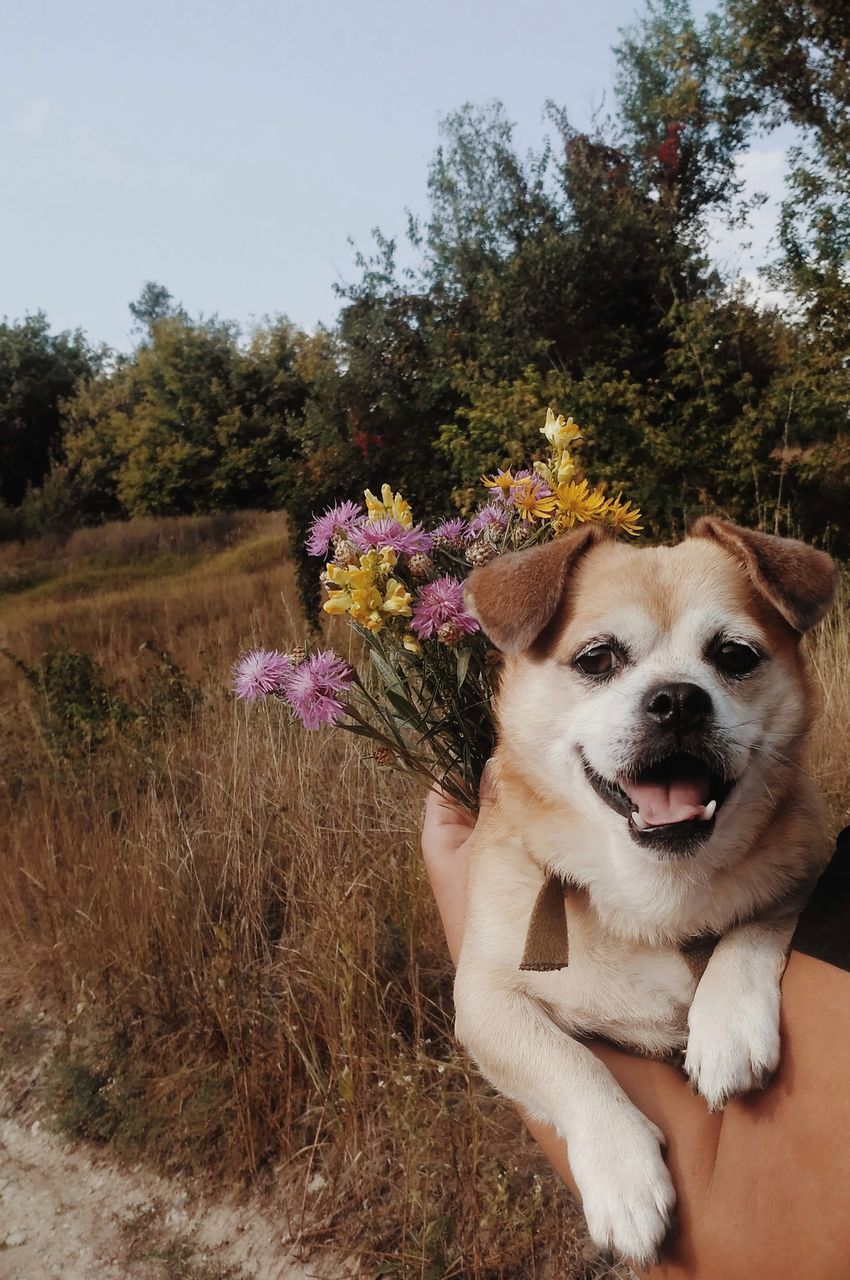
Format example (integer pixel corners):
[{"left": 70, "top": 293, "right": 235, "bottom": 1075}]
[{"left": 621, "top": 774, "right": 709, "bottom": 825}]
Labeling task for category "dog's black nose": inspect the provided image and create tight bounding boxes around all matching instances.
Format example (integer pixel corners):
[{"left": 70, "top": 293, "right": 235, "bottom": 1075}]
[{"left": 644, "top": 682, "right": 713, "bottom": 732}]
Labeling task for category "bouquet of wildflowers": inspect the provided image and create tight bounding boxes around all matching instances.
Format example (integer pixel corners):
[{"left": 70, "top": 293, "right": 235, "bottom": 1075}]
[{"left": 234, "top": 410, "right": 641, "bottom": 811}]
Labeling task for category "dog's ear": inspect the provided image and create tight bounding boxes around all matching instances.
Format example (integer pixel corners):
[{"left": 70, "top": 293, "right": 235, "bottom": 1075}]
[
  {"left": 464, "top": 523, "right": 610, "bottom": 654},
  {"left": 689, "top": 516, "right": 838, "bottom": 634}
]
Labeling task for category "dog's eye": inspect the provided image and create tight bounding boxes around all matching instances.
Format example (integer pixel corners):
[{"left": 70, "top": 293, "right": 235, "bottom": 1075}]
[
  {"left": 711, "top": 640, "right": 763, "bottom": 677},
  {"left": 574, "top": 644, "right": 619, "bottom": 677}
]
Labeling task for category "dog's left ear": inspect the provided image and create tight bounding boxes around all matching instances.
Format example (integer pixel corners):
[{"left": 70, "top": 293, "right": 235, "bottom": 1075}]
[{"left": 689, "top": 516, "right": 838, "bottom": 634}]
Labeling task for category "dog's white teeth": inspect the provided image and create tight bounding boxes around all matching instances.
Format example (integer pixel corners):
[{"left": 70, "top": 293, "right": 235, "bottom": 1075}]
[
  {"left": 631, "top": 811, "right": 649, "bottom": 831},
  {"left": 699, "top": 799, "right": 717, "bottom": 822}
]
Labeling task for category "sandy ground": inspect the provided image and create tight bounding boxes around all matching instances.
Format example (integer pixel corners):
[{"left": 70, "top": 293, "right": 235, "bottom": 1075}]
[{"left": 0, "top": 1071, "right": 346, "bottom": 1280}]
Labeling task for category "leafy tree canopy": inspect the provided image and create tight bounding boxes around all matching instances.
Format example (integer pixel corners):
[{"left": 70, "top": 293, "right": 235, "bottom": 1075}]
[{"left": 0, "top": 313, "right": 97, "bottom": 506}]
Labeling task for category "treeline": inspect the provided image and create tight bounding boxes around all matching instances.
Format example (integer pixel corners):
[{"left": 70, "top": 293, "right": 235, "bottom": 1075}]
[{"left": 2, "top": 0, "right": 848, "bottom": 586}]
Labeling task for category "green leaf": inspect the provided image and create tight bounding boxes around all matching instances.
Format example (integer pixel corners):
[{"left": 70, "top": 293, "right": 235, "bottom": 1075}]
[
  {"left": 456, "top": 647, "right": 472, "bottom": 689},
  {"left": 384, "top": 688, "right": 421, "bottom": 726},
  {"left": 339, "top": 722, "right": 384, "bottom": 741},
  {"left": 369, "top": 648, "right": 401, "bottom": 692}
]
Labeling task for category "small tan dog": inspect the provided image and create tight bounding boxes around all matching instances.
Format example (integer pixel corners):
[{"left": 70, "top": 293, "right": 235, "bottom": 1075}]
[{"left": 456, "top": 518, "right": 837, "bottom": 1266}]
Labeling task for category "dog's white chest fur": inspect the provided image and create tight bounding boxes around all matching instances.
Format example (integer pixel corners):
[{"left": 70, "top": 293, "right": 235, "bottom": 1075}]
[{"left": 527, "top": 892, "right": 699, "bottom": 1056}]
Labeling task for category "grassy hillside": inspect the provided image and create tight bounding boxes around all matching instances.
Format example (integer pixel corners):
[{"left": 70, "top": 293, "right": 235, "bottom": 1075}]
[
  {"left": 0, "top": 513, "right": 615, "bottom": 1279},
  {"left": 0, "top": 514, "right": 847, "bottom": 1279}
]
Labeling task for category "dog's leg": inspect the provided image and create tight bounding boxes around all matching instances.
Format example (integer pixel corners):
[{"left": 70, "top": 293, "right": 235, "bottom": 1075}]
[
  {"left": 454, "top": 963, "right": 675, "bottom": 1265},
  {"left": 684, "top": 917, "right": 795, "bottom": 1111}
]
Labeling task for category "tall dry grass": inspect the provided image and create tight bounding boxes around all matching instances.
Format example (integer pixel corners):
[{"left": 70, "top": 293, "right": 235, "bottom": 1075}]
[
  {"left": 0, "top": 511, "right": 273, "bottom": 574},
  {"left": 0, "top": 516, "right": 608, "bottom": 1279},
  {"left": 0, "top": 517, "right": 846, "bottom": 1278},
  {"left": 808, "top": 577, "right": 850, "bottom": 830}
]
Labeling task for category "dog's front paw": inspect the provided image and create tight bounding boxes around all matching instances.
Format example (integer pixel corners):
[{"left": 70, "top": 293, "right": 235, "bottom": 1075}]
[
  {"left": 685, "top": 973, "right": 780, "bottom": 1111},
  {"left": 569, "top": 1110, "right": 675, "bottom": 1267}
]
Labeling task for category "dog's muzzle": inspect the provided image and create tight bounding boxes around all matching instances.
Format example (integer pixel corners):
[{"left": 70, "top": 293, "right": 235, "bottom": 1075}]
[{"left": 580, "top": 741, "right": 738, "bottom": 857}]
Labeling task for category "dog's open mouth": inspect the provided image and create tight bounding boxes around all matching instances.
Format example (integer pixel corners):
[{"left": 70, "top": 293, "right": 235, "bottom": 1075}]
[{"left": 581, "top": 751, "right": 736, "bottom": 854}]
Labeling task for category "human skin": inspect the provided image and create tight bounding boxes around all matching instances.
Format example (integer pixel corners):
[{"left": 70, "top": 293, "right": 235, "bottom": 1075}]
[{"left": 421, "top": 782, "right": 850, "bottom": 1280}]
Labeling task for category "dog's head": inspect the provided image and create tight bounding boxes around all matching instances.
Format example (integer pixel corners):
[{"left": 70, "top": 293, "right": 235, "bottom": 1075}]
[{"left": 466, "top": 519, "right": 837, "bottom": 860}]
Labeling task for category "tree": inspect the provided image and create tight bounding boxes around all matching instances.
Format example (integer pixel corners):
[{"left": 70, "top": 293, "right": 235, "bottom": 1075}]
[
  {"left": 722, "top": 0, "right": 850, "bottom": 148},
  {"left": 128, "top": 282, "right": 185, "bottom": 339},
  {"left": 64, "top": 311, "right": 307, "bottom": 519},
  {"left": 0, "top": 313, "right": 96, "bottom": 506},
  {"left": 614, "top": 0, "right": 752, "bottom": 226},
  {"left": 333, "top": 91, "right": 837, "bottom": 543},
  {"left": 720, "top": 1, "right": 850, "bottom": 340}
]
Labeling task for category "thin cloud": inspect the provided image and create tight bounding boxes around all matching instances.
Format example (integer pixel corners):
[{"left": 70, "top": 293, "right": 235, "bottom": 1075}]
[
  {"left": 12, "top": 98, "right": 66, "bottom": 138},
  {"left": 8, "top": 99, "right": 221, "bottom": 199}
]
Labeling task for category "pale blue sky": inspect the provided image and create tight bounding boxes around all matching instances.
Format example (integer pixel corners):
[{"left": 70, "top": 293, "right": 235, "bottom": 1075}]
[{"left": 2, "top": 0, "right": 781, "bottom": 351}]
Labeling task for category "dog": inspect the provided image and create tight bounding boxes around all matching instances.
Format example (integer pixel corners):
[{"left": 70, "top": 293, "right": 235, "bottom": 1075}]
[{"left": 456, "top": 517, "right": 837, "bottom": 1266}]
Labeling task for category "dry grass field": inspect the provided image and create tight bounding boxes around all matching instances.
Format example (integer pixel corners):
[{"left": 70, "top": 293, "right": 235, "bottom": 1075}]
[{"left": 0, "top": 514, "right": 847, "bottom": 1279}]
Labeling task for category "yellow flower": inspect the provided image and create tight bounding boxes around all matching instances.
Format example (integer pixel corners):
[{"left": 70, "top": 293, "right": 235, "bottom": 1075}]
[
  {"left": 323, "top": 591, "right": 353, "bottom": 615},
  {"left": 402, "top": 633, "right": 422, "bottom": 655},
  {"left": 354, "top": 548, "right": 397, "bottom": 583},
  {"left": 481, "top": 468, "right": 516, "bottom": 497},
  {"left": 510, "top": 475, "right": 557, "bottom": 522},
  {"left": 550, "top": 479, "right": 609, "bottom": 532},
  {"left": 535, "top": 453, "right": 577, "bottom": 486},
  {"left": 364, "top": 483, "right": 413, "bottom": 528},
  {"left": 604, "top": 494, "right": 643, "bottom": 537},
  {"left": 350, "top": 585, "right": 386, "bottom": 631},
  {"left": 541, "top": 408, "right": 582, "bottom": 451},
  {"left": 322, "top": 546, "right": 400, "bottom": 632},
  {"left": 555, "top": 451, "right": 576, "bottom": 485},
  {"left": 533, "top": 459, "right": 556, "bottom": 489},
  {"left": 382, "top": 577, "right": 413, "bottom": 617},
  {"left": 325, "top": 563, "right": 352, "bottom": 588}
]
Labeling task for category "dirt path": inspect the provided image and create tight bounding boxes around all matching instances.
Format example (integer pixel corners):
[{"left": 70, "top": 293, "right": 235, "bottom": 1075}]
[{"left": 0, "top": 1082, "right": 344, "bottom": 1280}]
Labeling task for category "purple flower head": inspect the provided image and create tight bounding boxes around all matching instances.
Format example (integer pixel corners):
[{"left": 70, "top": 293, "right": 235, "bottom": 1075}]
[
  {"left": 306, "top": 501, "right": 362, "bottom": 557},
  {"left": 233, "top": 649, "right": 292, "bottom": 701},
  {"left": 431, "top": 517, "right": 468, "bottom": 543},
  {"left": 467, "top": 503, "right": 510, "bottom": 541},
  {"left": 349, "top": 518, "right": 432, "bottom": 556},
  {"left": 411, "top": 576, "right": 479, "bottom": 640},
  {"left": 281, "top": 650, "right": 354, "bottom": 730}
]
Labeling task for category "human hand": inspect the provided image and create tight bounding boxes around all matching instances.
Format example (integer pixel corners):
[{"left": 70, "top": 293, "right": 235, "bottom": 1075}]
[{"left": 420, "top": 763, "right": 496, "bottom": 965}]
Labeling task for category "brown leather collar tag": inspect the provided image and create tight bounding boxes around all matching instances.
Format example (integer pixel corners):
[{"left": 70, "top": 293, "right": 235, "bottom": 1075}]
[{"left": 519, "top": 874, "right": 570, "bottom": 971}]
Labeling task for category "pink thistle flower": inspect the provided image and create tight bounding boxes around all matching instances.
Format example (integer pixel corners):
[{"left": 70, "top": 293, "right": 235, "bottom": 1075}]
[
  {"left": 349, "top": 518, "right": 432, "bottom": 556},
  {"left": 467, "top": 503, "right": 510, "bottom": 540},
  {"left": 432, "top": 517, "right": 468, "bottom": 543},
  {"left": 411, "top": 576, "right": 479, "bottom": 640},
  {"left": 233, "top": 649, "right": 292, "bottom": 701},
  {"left": 281, "top": 650, "right": 354, "bottom": 730},
  {"left": 306, "top": 501, "right": 362, "bottom": 557}
]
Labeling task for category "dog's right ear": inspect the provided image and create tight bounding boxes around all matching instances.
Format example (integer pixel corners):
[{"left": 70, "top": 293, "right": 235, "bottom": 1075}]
[{"left": 464, "top": 523, "right": 610, "bottom": 654}]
